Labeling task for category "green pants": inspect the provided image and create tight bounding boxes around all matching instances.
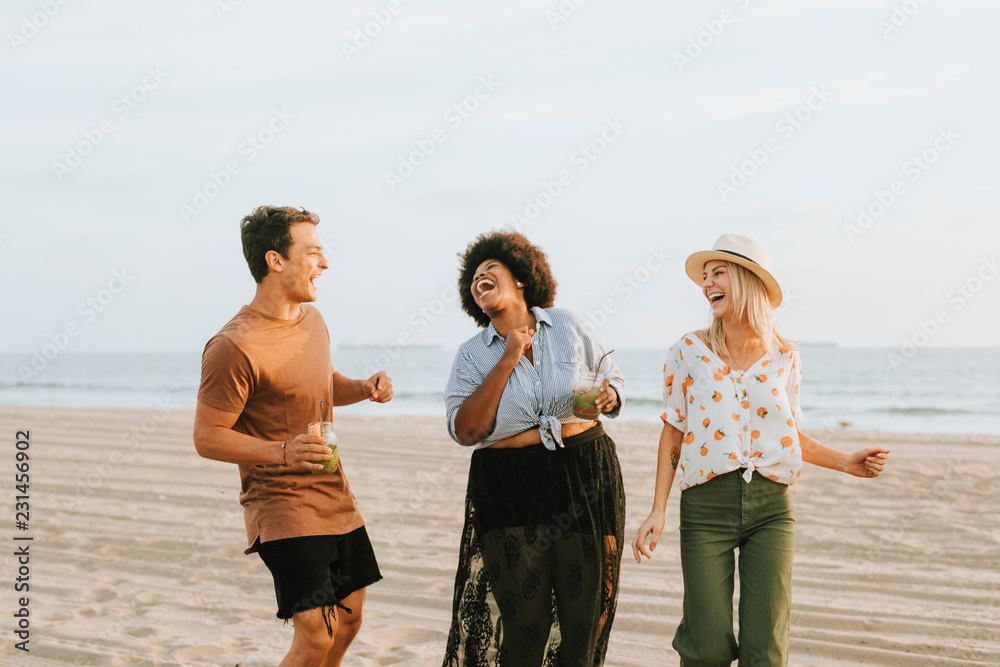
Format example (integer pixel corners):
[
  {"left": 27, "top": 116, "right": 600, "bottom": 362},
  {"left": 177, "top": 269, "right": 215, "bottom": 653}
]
[{"left": 673, "top": 469, "right": 795, "bottom": 667}]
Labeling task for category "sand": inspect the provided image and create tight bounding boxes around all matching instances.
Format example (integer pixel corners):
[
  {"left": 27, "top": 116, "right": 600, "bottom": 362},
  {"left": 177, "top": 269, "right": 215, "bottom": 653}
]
[{"left": 0, "top": 406, "right": 997, "bottom": 666}]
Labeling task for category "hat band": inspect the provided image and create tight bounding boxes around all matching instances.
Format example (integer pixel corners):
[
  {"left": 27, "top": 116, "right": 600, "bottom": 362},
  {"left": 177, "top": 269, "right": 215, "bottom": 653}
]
[{"left": 718, "top": 249, "right": 759, "bottom": 266}]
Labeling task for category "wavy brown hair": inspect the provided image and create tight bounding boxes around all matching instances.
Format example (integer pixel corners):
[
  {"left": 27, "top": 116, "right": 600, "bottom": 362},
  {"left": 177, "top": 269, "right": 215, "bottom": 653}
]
[
  {"left": 458, "top": 230, "right": 557, "bottom": 328},
  {"left": 240, "top": 205, "right": 320, "bottom": 283}
]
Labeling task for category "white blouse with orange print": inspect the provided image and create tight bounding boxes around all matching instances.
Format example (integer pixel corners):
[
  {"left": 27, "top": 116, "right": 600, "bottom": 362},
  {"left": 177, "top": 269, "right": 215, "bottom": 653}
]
[{"left": 661, "top": 332, "right": 804, "bottom": 490}]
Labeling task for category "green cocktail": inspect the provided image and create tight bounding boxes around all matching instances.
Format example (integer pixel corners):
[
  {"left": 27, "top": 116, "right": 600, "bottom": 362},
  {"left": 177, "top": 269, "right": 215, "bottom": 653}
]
[
  {"left": 572, "top": 370, "right": 602, "bottom": 419},
  {"left": 307, "top": 421, "right": 340, "bottom": 474}
]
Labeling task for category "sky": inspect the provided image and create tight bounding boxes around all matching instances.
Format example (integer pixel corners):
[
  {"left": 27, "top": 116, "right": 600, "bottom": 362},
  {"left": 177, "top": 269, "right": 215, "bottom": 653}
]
[{"left": 2, "top": 0, "right": 998, "bottom": 355}]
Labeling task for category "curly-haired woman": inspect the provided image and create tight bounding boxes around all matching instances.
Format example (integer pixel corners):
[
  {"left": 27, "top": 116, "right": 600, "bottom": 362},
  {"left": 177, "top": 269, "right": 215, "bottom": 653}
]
[
  {"left": 631, "top": 234, "right": 890, "bottom": 666},
  {"left": 442, "top": 230, "right": 626, "bottom": 666}
]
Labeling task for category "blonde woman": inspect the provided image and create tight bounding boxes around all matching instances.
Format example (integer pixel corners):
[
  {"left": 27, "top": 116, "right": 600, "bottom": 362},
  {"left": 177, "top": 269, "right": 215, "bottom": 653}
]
[{"left": 631, "top": 234, "right": 890, "bottom": 666}]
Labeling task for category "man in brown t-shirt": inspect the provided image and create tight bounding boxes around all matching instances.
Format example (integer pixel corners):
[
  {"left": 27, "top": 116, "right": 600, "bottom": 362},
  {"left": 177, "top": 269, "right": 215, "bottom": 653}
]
[{"left": 193, "top": 205, "right": 392, "bottom": 667}]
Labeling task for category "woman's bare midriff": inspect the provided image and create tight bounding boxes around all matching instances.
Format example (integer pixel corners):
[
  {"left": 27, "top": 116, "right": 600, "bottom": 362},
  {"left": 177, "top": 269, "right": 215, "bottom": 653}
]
[{"left": 488, "top": 420, "right": 598, "bottom": 449}]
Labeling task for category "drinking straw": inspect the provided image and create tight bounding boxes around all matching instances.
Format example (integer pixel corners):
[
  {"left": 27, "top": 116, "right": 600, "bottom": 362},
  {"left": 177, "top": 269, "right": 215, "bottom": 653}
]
[
  {"left": 591, "top": 349, "right": 615, "bottom": 388},
  {"left": 315, "top": 400, "right": 324, "bottom": 437}
]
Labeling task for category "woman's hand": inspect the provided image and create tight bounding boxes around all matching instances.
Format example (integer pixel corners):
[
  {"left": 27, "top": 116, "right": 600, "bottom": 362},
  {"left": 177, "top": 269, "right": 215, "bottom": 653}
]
[
  {"left": 631, "top": 510, "right": 666, "bottom": 563},
  {"left": 843, "top": 447, "right": 890, "bottom": 478},
  {"left": 595, "top": 379, "right": 618, "bottom": 413},
  {"left": 502, "top": 326, "right": 534, "bottom": 364}
]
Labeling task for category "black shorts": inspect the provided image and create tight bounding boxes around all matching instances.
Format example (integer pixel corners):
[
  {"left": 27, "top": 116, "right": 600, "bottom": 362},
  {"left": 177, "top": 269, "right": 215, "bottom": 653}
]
[{"left": 257, "top": 525, "right": 382, "bottom": 623}]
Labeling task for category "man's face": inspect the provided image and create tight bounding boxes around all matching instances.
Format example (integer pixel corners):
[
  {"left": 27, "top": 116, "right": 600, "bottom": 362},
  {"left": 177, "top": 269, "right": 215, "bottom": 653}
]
[{"left": 276, "top": 223, "right": 328, "bottom": 303}]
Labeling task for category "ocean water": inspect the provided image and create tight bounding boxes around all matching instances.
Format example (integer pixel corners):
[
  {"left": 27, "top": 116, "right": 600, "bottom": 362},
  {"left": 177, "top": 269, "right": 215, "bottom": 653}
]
[{"left": 1, "top": 346, "right": 997, "bottom": 435}]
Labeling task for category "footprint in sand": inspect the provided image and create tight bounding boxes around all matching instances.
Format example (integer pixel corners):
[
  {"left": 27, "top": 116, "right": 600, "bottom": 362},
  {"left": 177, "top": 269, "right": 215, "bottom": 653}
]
[
  {"left": 126, "top": 627, "right": 157, "bottom": 638},
  {"left": 83, "top": 588, "right": 118, "bottom": 603},
  {"left": 134, "top": 591, "right": 162, "bottom": 605},
  {"left": 172, "top": 645, "right": 227, "bottom": 660},
  {"left": 365, "top": 627, "right": 448, "bottom": 665}
]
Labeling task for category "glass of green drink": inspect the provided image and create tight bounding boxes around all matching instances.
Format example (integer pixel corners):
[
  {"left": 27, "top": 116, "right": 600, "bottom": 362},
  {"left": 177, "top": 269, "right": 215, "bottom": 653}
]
[
  {"left": 572, "top": 370, "right": 603, "bottom": 420},
  {"left": 307, "top": 421, "right": 339, "bottom": 474}
]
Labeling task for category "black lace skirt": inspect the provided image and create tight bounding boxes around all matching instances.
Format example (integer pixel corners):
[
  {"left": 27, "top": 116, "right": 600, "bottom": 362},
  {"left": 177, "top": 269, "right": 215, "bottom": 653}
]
[{"left": 443, "top": 423, "right": 626, "bottom": 666}]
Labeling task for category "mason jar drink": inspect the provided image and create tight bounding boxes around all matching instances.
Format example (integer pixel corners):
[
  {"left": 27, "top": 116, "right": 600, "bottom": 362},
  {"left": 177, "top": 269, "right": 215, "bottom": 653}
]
[
  {"left": 307, "top": 421, "right": 339, "bottom": 474},
  {"left": 572, "top": 370, "right": 603, "bottom": 420}
]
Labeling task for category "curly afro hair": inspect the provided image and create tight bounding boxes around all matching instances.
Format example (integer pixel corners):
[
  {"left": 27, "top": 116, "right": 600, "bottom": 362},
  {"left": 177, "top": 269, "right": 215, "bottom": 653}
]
[{"left": 458, "top": 230, "right": 557, "bottom": 328}]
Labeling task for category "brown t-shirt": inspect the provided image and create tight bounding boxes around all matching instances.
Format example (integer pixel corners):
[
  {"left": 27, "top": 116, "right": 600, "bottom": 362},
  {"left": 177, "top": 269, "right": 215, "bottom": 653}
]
[{"left": 197, "top": 304, "right": 364, "bottom": 553}]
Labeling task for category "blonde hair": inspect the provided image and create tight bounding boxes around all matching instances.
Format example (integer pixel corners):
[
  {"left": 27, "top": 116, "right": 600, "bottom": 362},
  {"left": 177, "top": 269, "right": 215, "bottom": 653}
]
[{"left": 704, "top": 261, "right": 796, "bottom": 358}]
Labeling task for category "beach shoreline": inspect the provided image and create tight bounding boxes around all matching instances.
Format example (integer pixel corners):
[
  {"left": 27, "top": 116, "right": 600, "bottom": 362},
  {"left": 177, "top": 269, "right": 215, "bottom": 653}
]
[{"left": 1, "top": 406, "right": 997, "bottom": 665}]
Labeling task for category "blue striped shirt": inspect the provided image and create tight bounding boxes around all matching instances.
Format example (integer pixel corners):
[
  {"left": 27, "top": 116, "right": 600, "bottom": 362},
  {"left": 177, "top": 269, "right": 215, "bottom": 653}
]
[{"left": 444, "top": 307, "right": 625, "bottom": 450}]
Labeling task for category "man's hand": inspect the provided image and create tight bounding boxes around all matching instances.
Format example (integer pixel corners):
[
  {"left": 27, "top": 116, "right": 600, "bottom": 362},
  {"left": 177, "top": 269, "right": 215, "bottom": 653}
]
[
  {"left": 363, "top": 372, "right": 393, "bottom": 403},
  {"left": 283, "top": 433, "right": 335, "bottom": 472}
]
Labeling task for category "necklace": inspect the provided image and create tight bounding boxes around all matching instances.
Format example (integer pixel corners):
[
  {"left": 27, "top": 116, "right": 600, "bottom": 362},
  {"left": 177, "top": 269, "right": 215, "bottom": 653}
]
[{"left": 728, "top": 339, "right": 758, "bottom": 371}]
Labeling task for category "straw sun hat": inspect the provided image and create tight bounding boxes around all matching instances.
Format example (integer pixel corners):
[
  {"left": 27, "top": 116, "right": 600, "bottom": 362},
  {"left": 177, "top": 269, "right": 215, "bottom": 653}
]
[{"left": 684, "top": 234, "right": 783, "bottom": 308}]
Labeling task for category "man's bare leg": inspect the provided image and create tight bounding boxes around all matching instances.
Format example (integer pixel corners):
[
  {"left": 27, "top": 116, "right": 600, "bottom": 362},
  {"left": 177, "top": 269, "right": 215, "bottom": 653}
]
[
  {"left": 320, "top": 588, "right": 366, "bottom": 667},
  {"left": 277, "top": 588, "right": 367, "bottom": 667},
  {"left": 279, "top": 606, "right": 335, "bottom": 667}
]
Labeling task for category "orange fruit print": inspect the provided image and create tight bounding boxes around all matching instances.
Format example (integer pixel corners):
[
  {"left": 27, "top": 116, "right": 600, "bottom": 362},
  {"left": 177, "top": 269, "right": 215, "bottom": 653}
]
[
  {"left": 751, "top": 429, "right": 760, "bottom": 440},
  {"left": 700, "top": 446, "right": 708, "bottom": 456},
  {"left": 702, "top": 418, "right": 710, "bottom": 427},
  {"left": 711, "top": 391, "right": 722, "bottom": 402},
  {"left": 780, "top": 436, "right": 793, "bottom": 447},
  {"left": 714, "top": 429, "right": 725, "bottom": 441},
  {"left": 756, "top": 407, "right": 768, "bottom": 418}
]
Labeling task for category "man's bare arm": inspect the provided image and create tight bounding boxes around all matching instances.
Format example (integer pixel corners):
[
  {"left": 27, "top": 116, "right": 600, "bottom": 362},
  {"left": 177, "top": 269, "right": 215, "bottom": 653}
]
[{"left": 192, "top": 401, "right": 332, "bottom": 471}]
